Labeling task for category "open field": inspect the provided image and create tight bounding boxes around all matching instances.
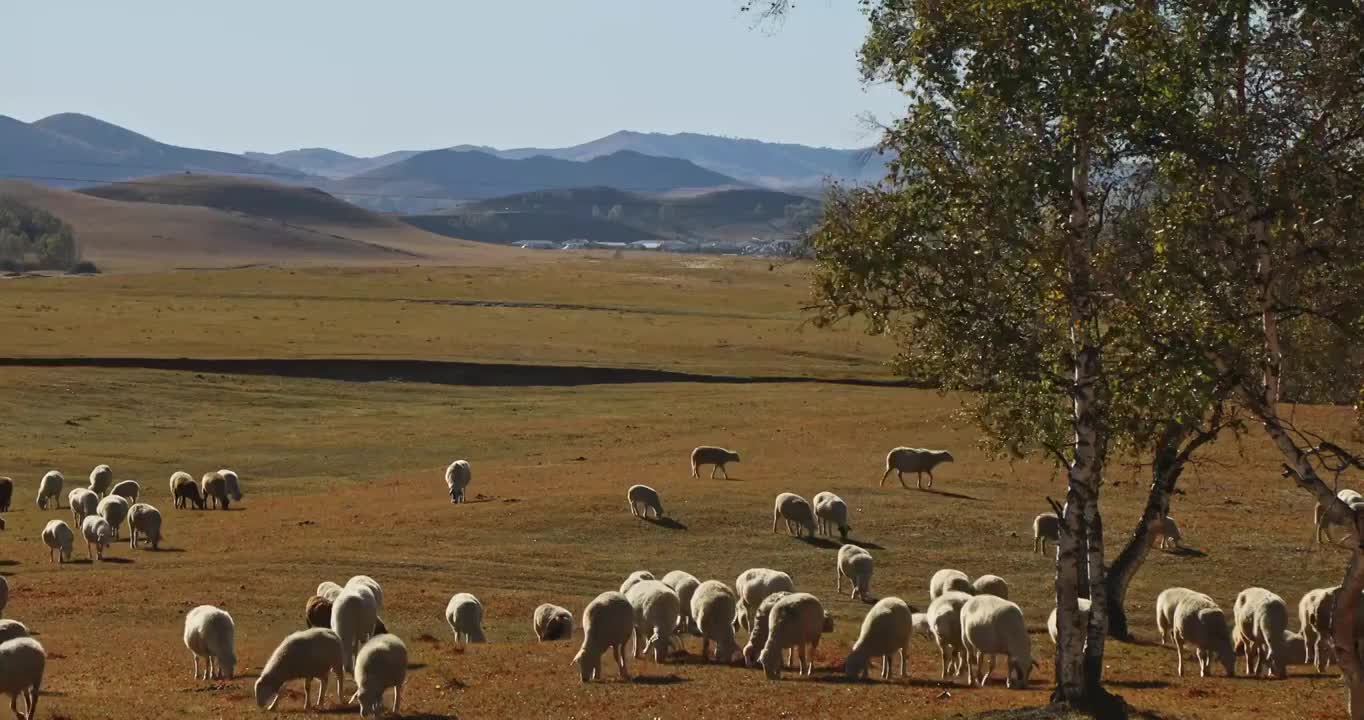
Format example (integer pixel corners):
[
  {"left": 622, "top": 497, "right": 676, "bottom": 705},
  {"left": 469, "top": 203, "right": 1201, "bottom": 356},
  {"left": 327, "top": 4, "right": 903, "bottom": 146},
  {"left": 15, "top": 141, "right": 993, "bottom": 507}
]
[{"left": 0, "top": 252, "right": 1360, "bottom": 719}]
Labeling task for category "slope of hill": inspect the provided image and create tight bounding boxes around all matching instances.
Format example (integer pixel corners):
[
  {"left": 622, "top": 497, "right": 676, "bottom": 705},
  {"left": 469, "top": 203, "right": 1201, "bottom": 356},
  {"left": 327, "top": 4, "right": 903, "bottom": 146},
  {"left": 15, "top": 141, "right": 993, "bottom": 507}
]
[
  {"left": 244, "top": 148, "right": 422, "bottom": 179},
  {"left": 1, "top": 113, "right": 305, "bottom": 187},
  {"left": 80, "top": 174, "right": 385, "bottom": 227},
  {"left": 404, "top": 212, "right": 658, "bottom": 245}
]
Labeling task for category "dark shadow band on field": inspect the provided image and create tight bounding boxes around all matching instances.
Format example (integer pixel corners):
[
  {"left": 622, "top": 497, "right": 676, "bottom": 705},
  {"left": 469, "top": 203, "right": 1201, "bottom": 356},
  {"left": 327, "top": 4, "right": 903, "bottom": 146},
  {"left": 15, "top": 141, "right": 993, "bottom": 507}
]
[{"left": 0, "top": 357, "right": 922, "bottom": 389}]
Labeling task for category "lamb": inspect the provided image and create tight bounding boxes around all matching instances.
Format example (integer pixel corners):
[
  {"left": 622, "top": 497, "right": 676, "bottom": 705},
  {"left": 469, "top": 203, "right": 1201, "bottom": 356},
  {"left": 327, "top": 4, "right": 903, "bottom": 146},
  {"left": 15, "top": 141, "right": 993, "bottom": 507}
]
[
  {"left": 171, "top": 474, "right": 205, "bottom": 510},
  {"left": 1150, "top": 514, "right": 1183, "bottom": 550},
  {"left": 35, "top": 470, "right": 63, "bottom": 510},
  {"left": 1155, "top": 587, "right": 1198, "bottom": 646},
  {"left": 0, "top": 476, "right": 11, "bottom": 512},
  {"left": 40, "top": 519, "right": 74, "bottom": 563},
  {"left": 972, "top": 575, "right": 1010, "bottom": 599},
  {"left": 881, "top": 447, "right": 954, "bottom": 489},
  {"left": 183, "top": 605, "right": 237, "bottom": 680},
  {"left": 0, "top": 637, "right": 45, "bottom": 720},
  {"left": 80, "top": 515, "right": 115, "bottom": 561},
  {"left": 573, "top": 591, "right": 634, "bottom": 682},
  {"left": 1033, "top": 513, "right": 1060, "bottom": 554},
  {"left": 661, "top": 570, "right": 701, "bottom": 636},
  {"left": 332, "top": 589, "right": 379, "bottom": 675},
  {"left": 217, "top": 469, "right": 243, "bottom": 502},
  {"left": 317, "top": 581, "right": 345, "bottom": 601},
  {"left": 813, "top": 491, "right": 851, "bottom": 540},
  {"left": 306, "top": 595, "right": 333, "bottom": 629},
  {"left": 1172, "top": 592, "right": 1236, "bottom": 677},
  {"left": 619, "top": 570, "right": 655, "bottom": 595},
  {"left": 837, "top": 544, "right": 874, "bottom": 600},
  {"left": 1047, "top": 598, "right": 1093, "bottom": 650},
  {"left": 127, "top": 503, "right": 163, "bottom": 549},
  {"left": 200, "top": 471, "right": 231, "bottom": 510},
  {"left": 691, "top": 580, "right": 740, "bottom": 663},
  {"left": 1315, "top": 488, "right": 1364, "bottom": 546},
  {"left": 68, "top": 487, "right": 98, "bottom": 524},
  {"left": 961, "top": 594, "right": 1035, "bottom": 688},
  {"left": 0, "top": 620, "right": 29, "bottom": 645},
  {"left": 627, "top": 484, "right": 665, "bottom": 520},
  {"left": 444, "top": 460, "right": 471, "bottom": 503},
  {"left": 445, "top": 593, "right": 487, "bottom": 647},
  {"left": 929, "top": 569, "right": 973, "bottom": 600},
  {"left": 88, "top": 464, "right": 113, "bottom": 496},
  {"left": 844, "top": 596, "right": 914, "bottom": 680},
  {"left": 927, "top": 590, "right": 974, "bottom": 680},
  {"left": 691, "top": 445, "right": 740, "bottom": 479},
  {"left": 772, "top": 492, "right": 816, "bottom": 538},
  {"left": 110, "top": 480, "right": 140, "bottom": 503},
  {"left": 1233, "top": 587, "right": 1291, "bottom": 678},
  {"left": 348, "top": 634, "right": 407, "bottom": 719},
  {"left": 759, "top": 592, "right": 827, "bottom": 679},
  {"left": 97, "top": 495, "right": 131, "bottom": 540},
  {"left": 742, "top": 590, "right": 792, "bottom": 668},
  {"left": 254, "top": 627, "right": 345, "bottom": 711},
  {"left": 533, "top": 603, "right": 574, "bottom": 641},
  {"left": 734, "top": 568, "right": 795, "bottom": 632},
  {"left": 1299, "top": 586, "right": 1338, "bottom": 670},
  {"left": 625, "top": 580, "right": 681, "bottom": 662}
]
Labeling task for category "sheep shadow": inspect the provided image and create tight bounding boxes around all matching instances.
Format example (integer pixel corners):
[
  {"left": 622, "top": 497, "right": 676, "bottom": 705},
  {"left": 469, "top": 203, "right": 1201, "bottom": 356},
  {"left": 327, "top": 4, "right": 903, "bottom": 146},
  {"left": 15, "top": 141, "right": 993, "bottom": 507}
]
[
  {"left": 919, "top": 488, "right": 982, "bottom": 501},
  {"left": 643, "top": 516, "right": 688, "bottom": 531},
  {"left": 631, "top": 674, "right": 689, "bottom": 686},
  {"left": 0, "top": 559, "right": 18, "bottom": 566},
  {"left": 1163, "top": 546, "right": 1207, "bottom": 558},
  {"left": 801, "top": 537, "right": 842, "bottom": 550},
  {"left": 407, "top": 662, "right": 428, "bottom": 671},
  {"left": 842, "top": 538, "right": 885, "bottom": 550},
  {"left": 1109, "top": 679, "right": 1171, "bottom": 689},
  {"left": 99, "top": 556, "right": 136, "bottom": 564}
]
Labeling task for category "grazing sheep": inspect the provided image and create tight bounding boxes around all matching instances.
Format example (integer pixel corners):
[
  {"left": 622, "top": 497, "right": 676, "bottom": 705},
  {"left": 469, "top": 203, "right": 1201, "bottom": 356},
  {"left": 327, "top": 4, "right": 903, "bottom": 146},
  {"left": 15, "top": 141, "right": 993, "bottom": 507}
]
[
  {"left": 80, "top": 515, "right": 115, "bottom": 561},
  {"left": 574, "top": 591, "right": 634, "bottom": 682},
  {"left": 691, "top": 580, "right": 740, "bottom": 663},
  {"left": 930, "top": 569, "right": 974, "bottom": 601},
  {"left": 110, "top": 480, "right": 140, "bottom": 503},
  {"left": 973, "top": 575, "right": 1010, "bottom": 599},
  {"left": 68, "top": 488, "right": 98, "bottom": 524},
  {"left": 348, "top": 634, "right": 407, "bottom": 719},
  {"left": 772, "top": 492, "right": 816, "bottom": 538},
  {"left": 912, "top": 612, "right": 932, "bottom": 639},
  {"left": 813, "top": 491, "right": 851, "bottom": 541},
  {"left": 625, "top": 580, "right": 681, "bottom": 662},
  {"left": 619, "top": 570, "right": 655, "bottom": 595},
  {"left": 691, "top": 446, "right": 740, "bottom": 479},
  {"left": 928, "top": 591, "right": 974, "bottom": 681},
  {"left": 0, "top": 637, "right": 45, "bottom": 720},
  {"left": 254, "top": 627, "right": 345, "bottom": 711},
  {"left": 88, "top": 464, "right": 113, "bottom": 496},
  {"left": 183, "top": 605, "right": 237, "bottom": 680},
  {"left": 758, "top": 592, "right": 826, "bottom": 679},
  {"left": 742, "top": 590, "right": 792, "bottom": 668},
  {"left": 40, "top": 520, "right": 74, "bottom": 563},
  {"left": 533, "top": 603, "right": 575, "bottom": 641},
  {"left": 734, "top": 568, "right": 795, "bottom": 632},
  {"left": 961, "top": 594, "right": 1035, "bottom": 688},
  {"left": 317, "top": 581, "right": 345, "bottom": 602},
  {"left": 444, "top": 460, "right": 471, "bottom": 503},
  {"left": 332, "top": 590, "right": 379, "bottom": 675},
  {"left": 0, "top": 577, "right": 7, "bottom": 617},
  {"left": 1172, "top": 592, "right": 1236, "bottom": 677},
  {"left": 845, "top": 596, "right": 914, "bottom": 680},
  {"left": 1156, "top": 587, "right": 1198, "bottom": 646},
  {"left": 0, "top": 620, "right": 29, "bottom": 645},
  {"left": 169, "top": 471, "right": 193, "bottom": 498},
  {"left": 881, "top": 447, "right": 954, "bottom": 489},
  {"left": 661, "top": 570, "right": 701, "bottom": 636},
  {"left": 306, "top": 595, "right": 333, "bottom": 629},
  {"left": 217, "top": 469, "right": 243, "bottom": 502},
  {"left": 445, "top": 593, "right": 487, "bottom": 647},
  {"left": 1299, "top": 586, "right": 1339, "bottom": 670},
  {"left": 837, "top": 544, "right": 874, "bottom": 600},
  {"left": 200, "top": 472, "right": 231, "bottom": 510},
  {"left": 1150, "top": 515, "right": 1183, "bottom": 550},
  {"left": 0, "top": 477, "right": 11, "bottom": 513},
  {"left": 1047, "top": 598, "right": 1093, "bottom": 650},
  {"left": 36, "top": 471, "right": 63, "bottom": 510},
  {"left": 345, "top": 576, "right": 385, "bottom": 613},
  {"left": 1315, "top": 488, "right": 1364, "bottom": 545},
  {"left": 171, "top": 475, "right": 205, "bottom": 510},
  {"left": 1234, "top": 587, "right": 1291, "bottom": 678},
  {"left": 128, "top": 503, "right": 162, "bottom": 550},
  {"left": 1033, "top": 513, "right": 1060, "bottom": 554},
  {"left": 97, "top": 495, "right": 131, "bottom": 540},
  {"left": 627, "top": 484, "right": 665, "bottom": 520}
]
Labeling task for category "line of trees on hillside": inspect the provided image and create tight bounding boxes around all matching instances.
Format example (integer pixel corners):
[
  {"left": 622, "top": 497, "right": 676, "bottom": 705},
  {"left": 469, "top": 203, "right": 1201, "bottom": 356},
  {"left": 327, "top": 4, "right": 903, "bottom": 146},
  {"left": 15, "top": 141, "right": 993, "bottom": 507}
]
[{"left": 0, "top": 197, "right": 90, "bottom": 272}]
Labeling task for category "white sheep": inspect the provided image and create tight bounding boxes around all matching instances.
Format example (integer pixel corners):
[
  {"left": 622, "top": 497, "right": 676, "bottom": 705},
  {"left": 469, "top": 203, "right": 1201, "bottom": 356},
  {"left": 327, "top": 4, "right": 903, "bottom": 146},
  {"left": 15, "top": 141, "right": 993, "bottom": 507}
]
[
  {"left": 128, "top": 503, "right": 163, "bottom": 550},
  {"left": 88, "top": 464, "right": 113, "bottom": 496},
  {"left": 619, "top": 570, "right": 655, "bottom": 595},
  {"left": 627, "top": 484, "right": 665, "bottom": 520},
  {"left": 1299, "top": 586, "right": 1338, "bottom": 670},
  {"left": 97, "top": 495, "right": 131, "bottom": 540},
  {"left": 110, "top": 480, "right": 140, "bottom": 503},
  {"left": 912, "top": 612, "right": 932, "bottom": 640},
  {"left": 1172, "top": 592, "right": 1236, "bottom": 677},
  {"left": 813, "top": 491, "right": 851, "bottom": 541},
  {"left": 759, "top": 592, "right": 826, "bottom": 679},
  {"left": 573, "top": 591, "right": 634, "bottom": 682},
  {"left": 40, "top": 519, "right": 74, "bottom": 564},
  {"left": 254, "top": 627, "right": 345, "bottom": 711},
  {"left": 200, "top": 471, "right": 232, "bottom": 510},
  {"left": 1047, "top": 598, "right": 1092, "bottom": 650},
  {"left": 445, "top": 593, "right": 486, "bottom": 647},
  {"left": 661, "top": 570, "right": 701, "bottom": 636},
  {"left": 836, "top": 544, "right": 874, "bottom": 600},
  {"left": 533, "top": 603, "right": 575, "bottom": 641},
  {"left": 80, "top": 515, "right": 115, "bottom": 561},
  {"left": 972, "top": 575, "right": 1010, "bottom": 598},
  {"left": 217, "top": 469, "right": 243, "bottom": 502},
  {"left": 625, "top": 580, "right": 681, "bottom": 662},
  {"left": 444, "top": 460, "right": 471, "bottom": 503},
  {"left": 1033, "top": 513, "right": 1060, "bottom": 554},
  {"left": 68, "top": 488, "right": 98, "bottom": 525},
  {"left": 169, "top": 471, "right": 193, "bottom": 498},
  {"left": 880, "top": 447, "right": 954, "bottom": 489},
  {"left": 0, "top": 637, "right": 45, "bottom": 720},
  {"left": 0, "top": 620, "right": 29, "bottom": 645},
  {"left": 961, "top": 594, "right": 1034, "bottom": 688},
  {"left": 742, "top": 590, "right": 792, "bottom": 668},
  {"left": 927, "top": 590, "right": 974, "bottom": 680},
  {"left": 170, "top": 472, "right": 204, "bottom": 510},
  {"left": 772, "top": 492, "right": 816, "bottom": 538},
  {"left": 317, "top": 581, "right": 345, "bottom": 602},
  {"left": 691, "top": 580, "right": 740, "bottom": 663},
  {"left": 845, "top": 596, "right": 913, "bottom": 680},
  {"left": 1149, "top": 514, "right": 1183, "bottom": 550},
  {"left": 691, "top": 445, "right": 740, "bottom": 479},
  {"left": 734, "top": 568, "right": 795, "bottom": 632},
  {"left": 1233, "top": 587, "right": 1290, "bottom": 678},
  {"left": 929, "top": 569, "right": 973, "bottom": 600},
  {"left": 349, "top": 634, "right": 407, "bottom": 719},
  {"left": 35, "top": 471, "right": 63, "bottom": 510},
  {"left": 1315, "top": 488, "right": 1364, "bottom": 545},
  {"left": 332, "top": 589, "right": 379, "bottom": 675},
  {"left": 346, "top": 575, "right": 385, "bottom": 613},
  {"left": 1155, "top": 587, "right": 1198, "bottom": 646},
  {"left": 183, "top": 605, "right": 237, "bottom": 680}
]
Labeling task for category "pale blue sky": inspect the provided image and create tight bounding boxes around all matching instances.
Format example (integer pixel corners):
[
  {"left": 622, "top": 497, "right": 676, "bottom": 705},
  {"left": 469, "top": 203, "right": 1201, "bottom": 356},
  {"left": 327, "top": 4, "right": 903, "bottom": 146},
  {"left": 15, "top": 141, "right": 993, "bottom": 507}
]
[{"left": 3, "top": 1, "right": 903, "bottom": 156}]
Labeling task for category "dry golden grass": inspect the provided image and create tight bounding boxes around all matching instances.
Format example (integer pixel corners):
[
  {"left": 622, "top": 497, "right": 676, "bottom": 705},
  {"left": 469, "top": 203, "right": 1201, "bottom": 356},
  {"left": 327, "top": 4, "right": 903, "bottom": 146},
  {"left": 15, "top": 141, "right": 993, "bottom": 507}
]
[{"left": 0, "top": 253, "right": 1359, "bottom": 720}]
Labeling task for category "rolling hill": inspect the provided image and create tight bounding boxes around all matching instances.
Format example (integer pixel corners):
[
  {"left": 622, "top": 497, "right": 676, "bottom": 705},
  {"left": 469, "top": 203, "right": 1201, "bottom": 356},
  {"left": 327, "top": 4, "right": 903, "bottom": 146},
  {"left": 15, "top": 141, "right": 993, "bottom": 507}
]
[
  {"left": 81, "top": 174, "right": 385, "bottom": 227},
  {"left": 243, "top": 148, "right": 422, "bottom": 179}
]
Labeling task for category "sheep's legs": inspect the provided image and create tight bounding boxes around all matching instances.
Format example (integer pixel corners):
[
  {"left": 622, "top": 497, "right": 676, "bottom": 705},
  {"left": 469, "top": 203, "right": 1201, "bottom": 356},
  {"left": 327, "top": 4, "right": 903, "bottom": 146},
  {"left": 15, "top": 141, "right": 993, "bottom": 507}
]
[
  {"left": 1175, "top": 638, "right": 1186, "bottom": 677},
  {"left": 392, "top": 682, "right": 403, "bottom": 713},
  {"left": 266, "top": 688, "right": 281, "bottom": 711},
  {"left": 983, "top": 654, "right": 997, "bottom": 686},
  {"left": 772, "top": 510, "right": 780, "bottom": 533},
  {"left": 614, "top": 643, "right": 630, "bottom": 680},
  {"left": 302, "top": 678, "right": 313, "bottom": 710},
  {"left": 897, "top": 471, "right": 908, "bottom": 489},
  {"left": 938, "top": 644, "right": 949, "bottom": 679},
  {"left": 192, "top": 654, "right": 201, "bottom": 680},
  {"left": 879, "top": 468, "right": 893, "bottom": 487},
  {"left": 710, "top": 465, "right": 718, "bottom": 479},
  {"left": 898, "top": 648, "right": 906, "bottom": 678},
  {"left": 25, "top": 687, "right": 38, "bottom": 720}
]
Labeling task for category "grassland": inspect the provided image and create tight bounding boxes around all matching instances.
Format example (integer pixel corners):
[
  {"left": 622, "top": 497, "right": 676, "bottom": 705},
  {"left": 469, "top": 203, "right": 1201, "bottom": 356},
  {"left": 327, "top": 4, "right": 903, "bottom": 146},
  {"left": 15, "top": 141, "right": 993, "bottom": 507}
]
[{"left": 0, "top": 252, "right": 1359, "bottom": 719}]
